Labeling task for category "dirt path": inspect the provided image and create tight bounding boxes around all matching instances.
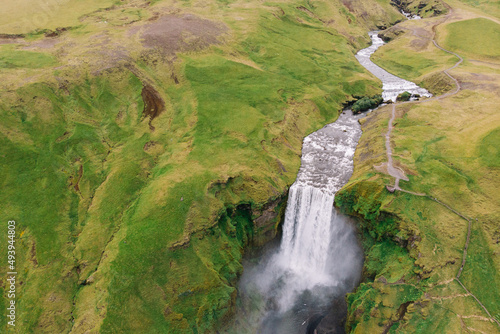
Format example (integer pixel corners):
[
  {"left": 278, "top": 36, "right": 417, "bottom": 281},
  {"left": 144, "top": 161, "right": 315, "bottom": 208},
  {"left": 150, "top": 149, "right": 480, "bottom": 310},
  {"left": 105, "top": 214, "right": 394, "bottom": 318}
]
[
  {"left": 381, "top": 14, "right": 500, "bottom": 329},
  {"left": 384, "top": 104, "right": 409, "bottom": 192},
  {"left": 384, "top": 23, "right": 463, "bottom": 191},
  {"left": 384, "top": 11, "right": 463, "bottom": 186},
  {"left": 429, "top": 39, "right": 463, "bottom": 98}
]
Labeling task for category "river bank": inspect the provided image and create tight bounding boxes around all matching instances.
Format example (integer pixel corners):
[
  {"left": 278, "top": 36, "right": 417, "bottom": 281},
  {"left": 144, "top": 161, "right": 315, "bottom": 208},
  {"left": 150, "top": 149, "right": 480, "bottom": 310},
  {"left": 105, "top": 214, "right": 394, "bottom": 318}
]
[{"left": 337, "top": 7, "right": 500, "bottom": 333}]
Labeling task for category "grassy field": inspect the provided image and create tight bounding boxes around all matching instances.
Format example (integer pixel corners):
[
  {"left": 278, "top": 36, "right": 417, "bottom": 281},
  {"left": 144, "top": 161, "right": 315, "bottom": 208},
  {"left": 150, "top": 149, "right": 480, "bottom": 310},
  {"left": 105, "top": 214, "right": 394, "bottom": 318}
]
[
  {"left": 372, "top": 19, "right": 457, "bottom": 93},
  {"left": 0, "top": 0, "right": 406, "bottom": 333},
  {"left": 442, "top": 18, "right": 500, "bottom": 60},
  {"left": 454, "top": 0, "right": 500, "bottom": 20},
  {"left": 0, "top": 46, "right": 57, "bottom": 69},
  {"left": 0, "top": 0, "right": 117, "bottom": 34},
  {"left": 338, "top": 8, "right": 500, "bottom": 333}
]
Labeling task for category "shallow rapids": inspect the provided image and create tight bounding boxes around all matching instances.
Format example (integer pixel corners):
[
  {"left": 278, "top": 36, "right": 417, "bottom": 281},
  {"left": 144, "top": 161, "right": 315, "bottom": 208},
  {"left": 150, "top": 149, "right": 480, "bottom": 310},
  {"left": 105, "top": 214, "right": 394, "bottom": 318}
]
[{"left": 355, "top": 32, "right": 431, "bottom": 102}]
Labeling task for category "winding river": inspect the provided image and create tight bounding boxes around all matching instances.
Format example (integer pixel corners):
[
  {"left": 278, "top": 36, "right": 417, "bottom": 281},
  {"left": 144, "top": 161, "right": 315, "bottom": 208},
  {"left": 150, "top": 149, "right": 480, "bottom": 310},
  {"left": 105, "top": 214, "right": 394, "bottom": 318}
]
[
  {"left": 225, "top": 32, "right": 431, "bottom": 334},
  {"left": 356, "top": 32, "right": 431, "bottom": 102}
]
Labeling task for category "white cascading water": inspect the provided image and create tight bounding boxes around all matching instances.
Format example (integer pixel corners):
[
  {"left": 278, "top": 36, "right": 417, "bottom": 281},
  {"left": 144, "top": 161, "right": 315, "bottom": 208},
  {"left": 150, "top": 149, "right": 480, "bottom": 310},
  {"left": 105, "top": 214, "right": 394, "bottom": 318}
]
[
  {"left": 229, "top": 31, "right": 431, "bottom": 334},
  {"left": 279, "top": 186, "right": 337, "bottom": 285},
  {"left": 269, "top": 110, "right": 364, "bottom": 310},
  {"left": 401, "top": 10, "right": 422, "bottom": 20}
]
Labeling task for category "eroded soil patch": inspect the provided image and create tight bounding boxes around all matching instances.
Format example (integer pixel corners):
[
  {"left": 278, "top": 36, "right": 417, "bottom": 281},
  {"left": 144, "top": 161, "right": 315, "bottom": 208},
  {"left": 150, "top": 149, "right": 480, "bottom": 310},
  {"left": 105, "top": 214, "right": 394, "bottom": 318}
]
[
  {"left": 139, "top": 14, "right": 227, "bottom": 55},
  {"left": 141, "top": 84, "right": 164, "bottom": 129}
]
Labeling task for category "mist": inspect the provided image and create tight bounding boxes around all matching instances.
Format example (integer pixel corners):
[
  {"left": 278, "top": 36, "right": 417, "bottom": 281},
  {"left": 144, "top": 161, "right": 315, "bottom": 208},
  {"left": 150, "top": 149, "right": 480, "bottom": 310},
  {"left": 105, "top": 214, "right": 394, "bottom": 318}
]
[{"left": 225, "top": 111, "right": 365, "bottom": 334}]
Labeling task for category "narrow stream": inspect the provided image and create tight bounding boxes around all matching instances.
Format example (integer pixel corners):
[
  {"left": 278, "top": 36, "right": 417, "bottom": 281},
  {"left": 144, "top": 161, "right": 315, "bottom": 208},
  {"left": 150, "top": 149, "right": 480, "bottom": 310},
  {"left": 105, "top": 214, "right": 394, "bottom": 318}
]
[
  {"left": 355, "top": 32, "right": 431, "bottom": 102},
  {"left": 225, "top": 32, "right": 430, "bottom": 334},
  {"left": 401, "top": 10, "right": 422, "bottom": 20}
]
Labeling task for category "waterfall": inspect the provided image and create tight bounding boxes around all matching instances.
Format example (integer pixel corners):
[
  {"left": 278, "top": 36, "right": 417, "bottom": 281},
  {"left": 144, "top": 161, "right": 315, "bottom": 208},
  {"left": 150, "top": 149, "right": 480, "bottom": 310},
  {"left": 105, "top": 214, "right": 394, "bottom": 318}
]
[
  {"left": 270, "top": 185, "right": 362, "bottom": 312},
  {"left": 226, "top": 110, "right": 366, "bottom": 333},
  {"left": 227, "top": 30, "right": 433, "bottom": 334},
  {"left": 249, "top": 110, "right": 365, "bottom": 316},
  {"left": 279, "top": 185, "right": 336, "bottom": 280}
]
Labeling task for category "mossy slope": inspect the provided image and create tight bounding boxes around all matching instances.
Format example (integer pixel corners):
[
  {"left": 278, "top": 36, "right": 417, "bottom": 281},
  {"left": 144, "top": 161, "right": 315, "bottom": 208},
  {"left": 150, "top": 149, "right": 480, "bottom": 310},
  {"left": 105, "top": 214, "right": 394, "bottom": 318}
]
[{"left": 0, "top": 0, "right": 405, "bottom": 333}]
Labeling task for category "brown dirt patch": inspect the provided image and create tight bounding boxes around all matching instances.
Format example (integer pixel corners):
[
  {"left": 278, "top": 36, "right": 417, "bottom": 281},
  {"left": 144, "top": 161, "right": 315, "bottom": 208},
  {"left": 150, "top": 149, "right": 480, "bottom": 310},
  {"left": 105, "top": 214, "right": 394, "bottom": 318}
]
[
  {"left": 459, "top": 81, "right": 498, "bottom": 92},
  {"left": 456, "top": 72, "right": 499, "bottom": 91},
  {"left": 83, "top": 32, "right": 130, "bottom": 74},
  {"left": 412, "top": 27, "right": 432, "bottom": 39},
  {"left": 374, "top": 162, "right": 389, "bottom": 175},
  {"left": 0, "top": 33, "right": 25, "bottom": 39},
  {"left": 141, "top": 84, "right": 164, "bottom": 130},
  {"left": 0, "top": 35, "right": 27, "bottom": 45},
  {"left": 139, "top": 14, "right": 227, "bottom": 55},
  {"left": 30, "top": 242, "right": 38, "bottom": 266}
]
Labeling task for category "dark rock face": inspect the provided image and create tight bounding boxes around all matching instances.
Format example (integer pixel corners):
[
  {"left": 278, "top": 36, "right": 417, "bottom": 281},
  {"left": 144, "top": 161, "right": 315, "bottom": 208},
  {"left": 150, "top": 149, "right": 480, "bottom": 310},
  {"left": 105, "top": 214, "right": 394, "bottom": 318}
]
[
  {"left": 253, "top": 199, "right": 281, "bottom": 228},
  {"left": 378, "top": 26, "right": 406, "bottom": 42},
  {"left": 252, "top": 197, "right": 285, "bottom": 245},
  {"left": 389, "top": 0, "right": 447, "bottom": 18}
]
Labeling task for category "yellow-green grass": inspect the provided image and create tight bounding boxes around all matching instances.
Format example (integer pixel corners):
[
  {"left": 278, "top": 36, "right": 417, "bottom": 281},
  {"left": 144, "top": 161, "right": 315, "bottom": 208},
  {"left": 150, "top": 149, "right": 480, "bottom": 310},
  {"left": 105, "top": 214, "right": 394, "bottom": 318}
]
[
  {"left": 441, "top": 18, "right": 500, "bottom": 60},
  {"left": 0, "top": 0, "right": 117, "bottom": 34},
  {"left": 455, "top": 0, "right": 500, "bottom": 20},
  {"left": 371, "top": 20, "right": 457, "bottom": 92},
  {"left": 338, "top": 14, "right": 500, "bottom": 333},
  {"left": 0, "top": 0, "right": 407, "bottom": 332},
  {"left": 0, "top": 45, "right": 57, "bottom": 69},
  {"left": 479, "top": 127, "right": 500, "bottom": 167}
]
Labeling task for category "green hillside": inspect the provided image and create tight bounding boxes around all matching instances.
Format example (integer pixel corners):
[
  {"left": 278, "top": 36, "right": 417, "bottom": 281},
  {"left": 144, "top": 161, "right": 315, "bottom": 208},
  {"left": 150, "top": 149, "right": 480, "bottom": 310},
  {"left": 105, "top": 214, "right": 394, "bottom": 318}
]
[
  {"left": 0, "top": 0, "right": 402, "bottom": 332},
  {"left": 1, "top": 0, "right": 499, "bottom": 333}
]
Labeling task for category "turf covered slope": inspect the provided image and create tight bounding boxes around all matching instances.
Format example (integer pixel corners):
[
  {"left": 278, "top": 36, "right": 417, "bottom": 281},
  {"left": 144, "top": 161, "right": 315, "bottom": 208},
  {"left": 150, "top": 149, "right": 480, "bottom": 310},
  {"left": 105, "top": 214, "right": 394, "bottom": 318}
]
[
  {"left": 0, "top": 0, "right": 403, "bottom": 333},
  {"left": 337, "top": 5, "right": 500, "bottom": 333}
]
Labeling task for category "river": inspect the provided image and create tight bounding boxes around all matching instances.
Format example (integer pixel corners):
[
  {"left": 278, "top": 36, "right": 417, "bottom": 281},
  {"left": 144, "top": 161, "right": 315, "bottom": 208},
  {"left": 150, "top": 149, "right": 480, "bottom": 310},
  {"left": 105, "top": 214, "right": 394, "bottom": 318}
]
[
  {"left": 355, "top": 32, "right": 431, "bottom": 102},
  {"left": 224, "top": 31, "right": 430, "bottom": 334}
]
